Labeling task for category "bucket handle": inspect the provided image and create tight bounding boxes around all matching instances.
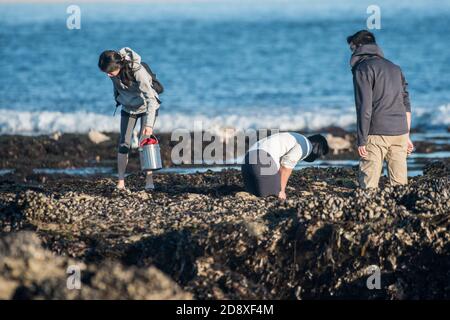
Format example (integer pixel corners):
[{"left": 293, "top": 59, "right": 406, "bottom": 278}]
[{"left": 139, "top": 134, "right": 159, "bottom": 149}]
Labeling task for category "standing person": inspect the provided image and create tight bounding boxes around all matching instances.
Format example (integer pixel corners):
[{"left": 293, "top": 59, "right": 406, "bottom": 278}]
[
  {"left": 98, "top": 47, "right": 160, "bottom": 190},
  {"left": 347, "top": 30, "right": 414, "bottom": 189},
  {"left": 241, "top": 132, "right": 329, "bottom": 200}
]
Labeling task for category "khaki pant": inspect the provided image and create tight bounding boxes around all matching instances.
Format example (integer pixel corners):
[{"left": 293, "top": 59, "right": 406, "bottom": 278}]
[{"left": 359, "top": 134, "right": 408, "bottom": 189}]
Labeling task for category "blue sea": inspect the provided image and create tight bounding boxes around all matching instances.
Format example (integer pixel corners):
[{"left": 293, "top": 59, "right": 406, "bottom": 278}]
[{"left": 0, "top": 0, "right": 449, "bottom": 134}]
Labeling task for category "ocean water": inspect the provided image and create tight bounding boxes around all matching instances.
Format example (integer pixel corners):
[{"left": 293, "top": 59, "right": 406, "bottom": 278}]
[{"left": 0, "top": 0, "right": 449, "bottom": 135}]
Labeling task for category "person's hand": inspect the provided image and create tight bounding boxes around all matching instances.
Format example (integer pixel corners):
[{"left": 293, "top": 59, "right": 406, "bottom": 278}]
[
  {"left": 407, "top": 138, "right": 414, "bottom": 155},
  {"left": 358, "top": 145, "right": 368, "bottom": 158},
  {"left": 278, "top": 190, "right": 287, "bottom": 200},
  {"left": 143, "top": 126, "right": 153, "bottom": 137}
]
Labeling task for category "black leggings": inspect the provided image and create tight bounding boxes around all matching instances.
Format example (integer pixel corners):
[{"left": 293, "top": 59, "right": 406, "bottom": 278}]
[
  {"left": 241, "top": 150, "right": 281, "bottom": 197},
  {"left": 118, "top": 109, "right": 158, "bottom": 154}
]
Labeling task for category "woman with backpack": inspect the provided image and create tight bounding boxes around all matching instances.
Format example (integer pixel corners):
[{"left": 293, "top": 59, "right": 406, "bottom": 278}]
[{"left": 98, "top": 47, "right": 161, "bottom": 191}]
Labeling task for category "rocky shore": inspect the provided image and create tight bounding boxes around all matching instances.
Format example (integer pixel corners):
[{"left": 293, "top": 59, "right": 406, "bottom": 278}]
[
  {"left": 1, "top": 130, "right": 449, "bottom": 181},
  {"left": 0, "top": 232, "right": 192, "bottom": 299},
  {"left": 1, "top": 161, "right": 449, "bottom": 299}
]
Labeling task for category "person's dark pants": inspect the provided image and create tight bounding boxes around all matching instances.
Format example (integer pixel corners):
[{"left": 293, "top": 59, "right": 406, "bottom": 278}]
[
  {"left": 241, "top": 150, "right": 280, "bottom": 197},
  {"left": 118, "top": 109, "right": 158, "bottom": 154}
]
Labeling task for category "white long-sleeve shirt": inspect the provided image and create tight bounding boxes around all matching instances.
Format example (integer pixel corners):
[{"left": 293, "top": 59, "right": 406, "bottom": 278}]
[{"left": 248, "top": 132, "right": 312, "bottom": 169}]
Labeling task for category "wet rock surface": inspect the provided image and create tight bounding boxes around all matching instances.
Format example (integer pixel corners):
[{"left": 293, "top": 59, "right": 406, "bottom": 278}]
[
  {"left": 0, "top": 162, "right": 449, "bottom": 299},
  {"left": 0, "top": 231, "right": 192, "bottom": 299},
  {"left": 3, "top": 131, "right": 447, "bottom": 178}
]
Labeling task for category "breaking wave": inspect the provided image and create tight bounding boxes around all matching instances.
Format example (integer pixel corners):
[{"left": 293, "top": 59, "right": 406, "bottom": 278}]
[{"left": 0, "top": 104, "right": 448, "bottom": 135}]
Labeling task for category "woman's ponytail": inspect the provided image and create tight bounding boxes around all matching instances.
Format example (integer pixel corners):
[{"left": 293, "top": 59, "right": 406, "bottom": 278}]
[{"left": 119, "top": 59, "right": 135, "bottom": 87}]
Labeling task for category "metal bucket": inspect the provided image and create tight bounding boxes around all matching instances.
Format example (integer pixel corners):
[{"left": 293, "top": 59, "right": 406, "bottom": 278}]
[{"left": 139, "top": 135, "right": 162, "bottom": 171}]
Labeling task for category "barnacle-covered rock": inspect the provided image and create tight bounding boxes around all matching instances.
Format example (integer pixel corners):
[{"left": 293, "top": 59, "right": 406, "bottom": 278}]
[
  {"left": 0, "top": 161, "right": 448, "bottom": 299},
  {"left": 0, "top": 232, "right": 192, "bottom": 300}
]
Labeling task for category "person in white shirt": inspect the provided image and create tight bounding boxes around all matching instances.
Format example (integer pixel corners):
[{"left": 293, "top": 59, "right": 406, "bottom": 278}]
[{"left": 241, "top": 133, "right": 329, "bottom": 200}]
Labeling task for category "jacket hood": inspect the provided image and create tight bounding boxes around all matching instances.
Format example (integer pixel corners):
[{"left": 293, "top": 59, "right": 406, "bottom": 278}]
[
  {"left": 118, "top": 47, "right": 142, "bottom": 71},
  {"left": 350, "top": 44, "right": 384, "bottom": 68}
]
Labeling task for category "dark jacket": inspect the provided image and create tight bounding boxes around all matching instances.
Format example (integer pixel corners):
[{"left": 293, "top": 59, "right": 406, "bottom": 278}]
[{"left": 351, "top": 44, "right": 411, "bottom": 146}]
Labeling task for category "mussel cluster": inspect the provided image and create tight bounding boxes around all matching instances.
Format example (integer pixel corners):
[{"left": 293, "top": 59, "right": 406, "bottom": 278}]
[{"left": 0, "top": 162, "right": 448, "bottom": 299}]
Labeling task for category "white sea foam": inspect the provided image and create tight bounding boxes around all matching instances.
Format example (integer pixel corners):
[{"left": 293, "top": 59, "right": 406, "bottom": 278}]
[
  {"left": 0, "top": 104, "right": 448, "bottom": 135},
  {"left": 414, "top": 104, "right": 450, "bottom": 128}
]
